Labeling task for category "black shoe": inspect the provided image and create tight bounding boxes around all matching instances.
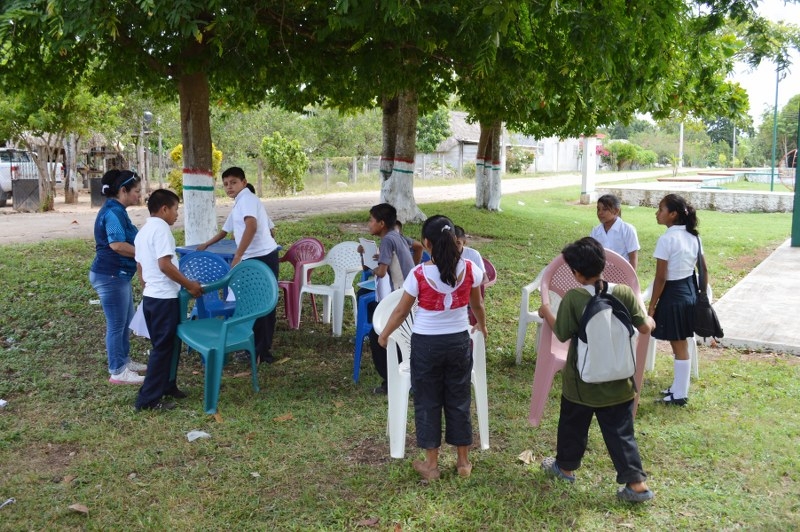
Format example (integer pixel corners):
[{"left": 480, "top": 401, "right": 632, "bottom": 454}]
[
  {"left": 164, "top": 388, "right": 188, "bottom": 399},
  {"left": 372, "top": 382, "right": 388, "bottom": 395},
  {"left": 660, "top": 387, "right": 673, "bottom": 396},
  {"left": 136, "top": 401, "right": 177, "bottom": 412},
  {"left": 258, "top": 350, "right": 275, "bottom": 364},
  {"left": 659, "top": 393, "right": 688, "bottom": 407}
]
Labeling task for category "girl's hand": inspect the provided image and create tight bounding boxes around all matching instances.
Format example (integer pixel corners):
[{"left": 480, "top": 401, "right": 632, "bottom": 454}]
[
  {"left": 378, "top": 333, "right": 388, "bottom": 348},
  {"left": 196, "top": 242, "right": 208, "bottom": 251}
]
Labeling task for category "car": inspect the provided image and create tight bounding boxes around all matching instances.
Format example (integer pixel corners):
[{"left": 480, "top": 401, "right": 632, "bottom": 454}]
[{"left": 0, "top": 148, "right": 63, "bottom": 207}]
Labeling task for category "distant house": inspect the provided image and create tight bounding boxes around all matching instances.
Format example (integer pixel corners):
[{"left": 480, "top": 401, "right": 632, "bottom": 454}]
[{"left": 416, "top": 111, "right": 588, "bottom": 176}]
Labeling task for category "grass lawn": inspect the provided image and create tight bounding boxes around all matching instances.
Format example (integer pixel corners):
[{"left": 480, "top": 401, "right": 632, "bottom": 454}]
[{"left": 0, "top": 184, "right": 798, "bottom": 530}]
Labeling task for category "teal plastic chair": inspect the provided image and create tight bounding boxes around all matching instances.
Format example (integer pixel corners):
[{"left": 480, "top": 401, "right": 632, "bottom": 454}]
[{"left": 172, "top": 260, "right": 279, "bottom": 414}]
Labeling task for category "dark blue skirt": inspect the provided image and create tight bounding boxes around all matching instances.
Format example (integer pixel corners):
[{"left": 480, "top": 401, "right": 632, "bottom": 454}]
[{"left": 652, "top": 276, "right": 697, "bottom": 341}]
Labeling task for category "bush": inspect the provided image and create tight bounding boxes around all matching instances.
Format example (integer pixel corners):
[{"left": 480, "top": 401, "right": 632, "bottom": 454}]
[
  {"left": 166, "top": 144, "right": 223, "bottom": 198},
  {"left": 261, "top": 132, "right": 309, "bottom": 195},
  {"left": 506, "top": 147, "right": 535, "bottom": 173},
  {"left": 462, "top": 161, "right": 477, "bottom": 178}
]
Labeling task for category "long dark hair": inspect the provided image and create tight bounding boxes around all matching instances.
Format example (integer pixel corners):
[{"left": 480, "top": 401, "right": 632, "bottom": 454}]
[
  {"left": 661, "top": 194, "right": 699, "bottom": 236},
  {"left": 100, "top": 169, "right": 139, "bottom": 198},
  {"left": 421, "top": 215, "right": 460, "bottom": 287}
]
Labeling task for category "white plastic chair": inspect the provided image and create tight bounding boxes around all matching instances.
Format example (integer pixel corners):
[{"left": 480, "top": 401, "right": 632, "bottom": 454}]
[
  {"left": 515, "top": 268, "right": 547, "bottom": 365},
  {"left": 372, "top": 288, "right": 490, "bottom": 459},
  {"left": 641, "top": 283, "right": 712, "bottom": 378},
  {"left": 527, "top": 250, "right": 651, "bottom": 427},
  {"left": 298, "top": 241, "right": 362, "bottom": 337}
]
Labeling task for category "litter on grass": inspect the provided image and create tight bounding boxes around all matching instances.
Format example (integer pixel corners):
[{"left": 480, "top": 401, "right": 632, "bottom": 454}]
[{"left": 186, "top": 430, "right": 211, "bottom": 442}]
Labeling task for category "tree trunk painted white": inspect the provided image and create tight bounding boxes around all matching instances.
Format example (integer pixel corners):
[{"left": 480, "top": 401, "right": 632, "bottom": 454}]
[
  {"left": 64, "top": 134, "right": 79, "bottom": 204},
  {"left": 178, "top": 72, "right": 216, "bottom": 245},
  {"left": 580, "top": 136, "right": 598, "bottom": 205},
  {"left": 379, "top": 91, "right": 424, "bottom": 222},
  {"left": 475, "top": 121, "right": 502, "bottom": 211}
]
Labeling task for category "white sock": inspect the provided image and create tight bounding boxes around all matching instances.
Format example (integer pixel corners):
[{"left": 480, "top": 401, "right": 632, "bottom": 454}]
[{"left": 671, "top": 359, "right": 691, "bottom": 399}]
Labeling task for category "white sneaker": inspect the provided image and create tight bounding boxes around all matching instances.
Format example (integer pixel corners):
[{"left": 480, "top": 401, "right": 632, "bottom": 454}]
[
  {"left": 128, "top": 360, "right": 148, "bottom": 372},
  {"left": 109, "top": 367, "right": 145, "bottom": 385}
]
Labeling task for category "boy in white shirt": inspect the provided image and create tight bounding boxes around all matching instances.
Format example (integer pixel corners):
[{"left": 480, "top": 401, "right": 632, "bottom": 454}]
[
  {"left": 198, "top": 167, "right": 280, "bottom": 363},
  {"left": 134, "top": 190, "right": 203, "bottom": 411}
]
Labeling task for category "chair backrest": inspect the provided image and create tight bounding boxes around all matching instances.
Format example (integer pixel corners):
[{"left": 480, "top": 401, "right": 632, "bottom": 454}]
[
  {"left": 280, "top": 238, "right": 325, "bottom": 282},
  {"left": 372, "top": 289, "right": 417, "bottom": 372},
  {"left": 540, "top": 249, "right": 640, "bottom": 307},
  {"left": 482, "top": 258, "right": 497, "bottom": 287},
  {"left": 179, "top": 250, "right": 230, "bottom": 284},
  {"left": 228, "top": 260, "right": 279, "bottom": 319},
  {"left": 325, "top": 241, "right": 363, "bottom": 288},
  {"left": 179, "top": 251, "right": 232, "bottom": 316}
]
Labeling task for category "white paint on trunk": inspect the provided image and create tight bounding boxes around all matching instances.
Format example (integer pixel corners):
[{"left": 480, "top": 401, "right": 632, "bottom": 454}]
[
  {"left": 182, "top": 170, "right": 217, "bottom": 245},
  {"left": 580, "top": 136, "right": 598, "bottom": 204},
  {"left": 381, "top": 159, "right": 425, "bottom": 222}
]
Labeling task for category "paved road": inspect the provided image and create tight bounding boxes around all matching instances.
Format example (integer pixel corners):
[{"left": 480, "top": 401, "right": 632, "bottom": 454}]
[{"left": 0, "top": 169, "right": 679, "bottom": 245}]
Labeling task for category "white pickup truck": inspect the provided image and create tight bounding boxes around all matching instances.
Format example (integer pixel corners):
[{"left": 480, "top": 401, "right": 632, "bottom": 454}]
[{"left": 0, "top": 148, "right": 63, "bottom": 207}]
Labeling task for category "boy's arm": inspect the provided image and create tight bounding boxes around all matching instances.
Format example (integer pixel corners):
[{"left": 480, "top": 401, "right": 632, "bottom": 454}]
[
  {"left": 158, "top": 256, "right": 204, "bottom": 298},
  {"left": 197, "top": 230, "right": 228, "bottom": 251},
  {"left": 410, "top": 240, "right": 424, "bottom": 264},
  {"left": 627, "top": 250, "right": 639, "bottom": 271},
  {"left": 231, "top": 216, "right": 257, "bottom": 267}
]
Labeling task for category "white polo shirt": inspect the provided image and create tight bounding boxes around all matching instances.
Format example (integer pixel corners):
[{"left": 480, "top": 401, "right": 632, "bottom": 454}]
[
  {"left": 590, "top": 218, "right": 640, "bottom": 263},
  {"left": 135, "top": 217, "right": 180, "bottom": 299},
  {"left": 460, "top": 246, "right": 485, "bottom": 274},
  {"left": 222, "top": 187, "right": 278, "bottom": 259},
  {"left": 653, "top": 225, "right": 702, "bottom": 280}
]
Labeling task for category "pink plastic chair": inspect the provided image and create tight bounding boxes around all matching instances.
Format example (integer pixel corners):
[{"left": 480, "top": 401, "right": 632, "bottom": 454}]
[
  {"left": 528, "top": 249, "right": 651, "bottom": 426},
  {"left": 278, "top": 238, "right": 325, "bottom": 329}
]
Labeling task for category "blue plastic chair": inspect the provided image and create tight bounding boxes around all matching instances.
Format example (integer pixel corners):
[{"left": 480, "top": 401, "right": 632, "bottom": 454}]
[
  {"left": 353, "top": 290, "right": 376, "bottom": 383},
  {"left": 172, "top": 260, "right": 279, "bottom": 414},
  {"left": 179, "top": 251, "right": 235, "bottom": 319}
]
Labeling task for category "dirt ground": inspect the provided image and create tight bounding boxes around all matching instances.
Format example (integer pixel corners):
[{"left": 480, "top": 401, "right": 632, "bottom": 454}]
[{"left": 0, "top": 170, "right": 677, "bottom": 245}]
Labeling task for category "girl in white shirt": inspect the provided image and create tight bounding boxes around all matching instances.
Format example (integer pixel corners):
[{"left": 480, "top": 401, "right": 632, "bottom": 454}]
[
  {"left": 378, "top": 215, "right": 487, "bottom": 481},
  {"left": 648, "top": 194, "right": 706, "bottom": 406},
  {"left": 590, "top": 194, "right": 640, "bottom": 269}
]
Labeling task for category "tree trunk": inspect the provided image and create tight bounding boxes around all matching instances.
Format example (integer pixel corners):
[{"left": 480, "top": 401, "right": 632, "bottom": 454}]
[
  {"left": 178, "top": 72, "right": 217, "bottom": 245},
  {"left": 64, "top": 134, "right": 79, "bottom": 204},
  {"left": 475, "top": 120, "right": 502, "bottom": 211},
  {"left": 379, "top": 91, "right": 424, "bottom": 222}
]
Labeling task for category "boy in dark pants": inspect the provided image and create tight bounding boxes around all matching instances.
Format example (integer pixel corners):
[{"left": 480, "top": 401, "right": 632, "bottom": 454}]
[
  {"left": 134, "top": 190, "right": 203, "bottom": 411},
  {"left": 359, "top": 203, "right": 414, "bottom": 394},
  {"left": 537, "top": 237, "right": 656, "bottom": 502}
]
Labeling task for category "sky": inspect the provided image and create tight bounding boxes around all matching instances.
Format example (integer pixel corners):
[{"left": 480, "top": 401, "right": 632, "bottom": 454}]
[{"left": 733, "top": 0, "right": 800, "bottom": 127}]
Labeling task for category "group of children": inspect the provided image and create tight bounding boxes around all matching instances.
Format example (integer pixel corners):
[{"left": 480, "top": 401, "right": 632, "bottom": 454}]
[
  {"left": 129, "top": 167, "right": 278, "bottom": 410},
  {"left": 534, "top": 192, "right": 706, "bottom": 502},
  {"left": 110, "top": 162, "right": 706, "bottom": 502}
]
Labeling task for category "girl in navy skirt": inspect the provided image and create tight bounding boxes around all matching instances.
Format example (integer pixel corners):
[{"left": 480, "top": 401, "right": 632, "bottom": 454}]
[{"left": 647, "top": 194, "right": 706, "bottom": 406}]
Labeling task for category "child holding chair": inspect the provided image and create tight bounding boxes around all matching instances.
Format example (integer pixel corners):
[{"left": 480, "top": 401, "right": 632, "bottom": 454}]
[
  {"left": 537, "top": 237, "right": 655, "bottom": 502},
  {"left": 134, "top": 189, "right": 203, "bottom": 411}
]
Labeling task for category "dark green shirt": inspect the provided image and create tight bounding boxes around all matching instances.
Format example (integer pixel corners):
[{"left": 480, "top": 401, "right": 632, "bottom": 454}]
[{"left": 553, "top": 283, "right": 646, "bottom": 407}]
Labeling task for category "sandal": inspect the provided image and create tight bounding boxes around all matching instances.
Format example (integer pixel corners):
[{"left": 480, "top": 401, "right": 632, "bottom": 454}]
[
  {"left": 617, "top": 486, "right": 655, "bottom": 503},
  {"left": 541, "top": 457, "right": 575, "bottom": 483},
  {"left": 412, "top": 460, "right": 441, "bottom": 481}
]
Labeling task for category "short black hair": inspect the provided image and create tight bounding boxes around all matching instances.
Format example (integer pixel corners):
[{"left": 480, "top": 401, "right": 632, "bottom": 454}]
[
  {"left": 369, "top": 203, "right": 397, "bottom": 228},
  {"left": 221, "top": 166, "right": 246, "bottom": 180},
  {"left": 597, "top": 194, "right": 621, "bottom": 212},
  {"left": 561, "top": 237, "right": 605, "bottom": 278},
  {"left": 454, "top": 225, "right": 466, "bottom": 239},
  {"left": 147, "top": 189, "right": 180, "bottom": 214}
]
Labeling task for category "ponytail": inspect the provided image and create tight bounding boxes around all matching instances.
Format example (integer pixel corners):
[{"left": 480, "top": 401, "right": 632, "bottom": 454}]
[
  {"left": 421, "top": 215, "right": 460, "bottom": 287},
  {"left": 661, "top": 194, "right": 699, "bottom": 236}
]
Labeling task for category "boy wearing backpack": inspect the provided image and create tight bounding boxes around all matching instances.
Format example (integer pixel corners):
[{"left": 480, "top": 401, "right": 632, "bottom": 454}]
[{"left": 537, "top": 237, "right": 656, "bottom": 503}]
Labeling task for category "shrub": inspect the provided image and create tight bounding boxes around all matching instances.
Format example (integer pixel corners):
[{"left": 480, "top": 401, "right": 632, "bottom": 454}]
[
  {"left": 506, "top": 147, "right": 535, "bottom": 173},
  {"left": 166, "top": 144, "right": 223, "bottom": 198},
  {"left": 261, "top": 132, "right": 309, "bottom": 195}
]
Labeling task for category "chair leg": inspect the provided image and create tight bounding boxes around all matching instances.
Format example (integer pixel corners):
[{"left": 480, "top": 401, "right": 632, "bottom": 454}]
[
  {"left": 249, "top": 348, "right": 260, "bottom": 393},
  {"left": 528, "top": 356, "right": 561, "bottom": 427},
  {"left": 514, "top": 319, "right": 528, "bottom": 365},
  {"left": 632, "top": 333, "right": 651, "bottom": 418},
  {"left": 388, "top": 382, "right": 411, "bottom": 459},
  {"left": 331, "top": 290, "right": 344, "bottom": 337},
  {"left": 645, "top": 336, "right": 657, "bottom": 372},
  {"left": 689, "top": 336, "right": 699, "bottom": 378},
  {"left": 203, "top": 349, "right": 224, "bottom": 415}
]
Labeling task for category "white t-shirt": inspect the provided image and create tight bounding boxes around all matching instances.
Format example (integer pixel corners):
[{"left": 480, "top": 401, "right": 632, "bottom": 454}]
[
  {"left": 590, "top": 218, "right": 640, "bottom": 263},
  {"left": 461, "top": 246, "right": 485, "bottom": 273},
  {"left": 653, "top": 225, "right": 701, "bottom": 280},
  {"left": 222, "top": 187, "right": 278, "bottom": 259},
  {"left": 403, "top": 259, "right": 483, "bottom": 335},
  {"left": 135, "top": 217, "right": 180, "bottom": 299}
]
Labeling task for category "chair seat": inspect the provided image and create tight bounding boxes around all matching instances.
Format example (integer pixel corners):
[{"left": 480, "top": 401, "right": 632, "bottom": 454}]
[{"left": 177, "top": 319, "right": 255, "bottom": 357}]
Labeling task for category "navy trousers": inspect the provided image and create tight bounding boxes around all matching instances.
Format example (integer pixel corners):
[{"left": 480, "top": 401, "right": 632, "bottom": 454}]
[
  {"left": 248, "top": 250, "right": 280, "bottom": 358},
  {"left": 135, "top": 296, "right": 180, "bottom": 409}
]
